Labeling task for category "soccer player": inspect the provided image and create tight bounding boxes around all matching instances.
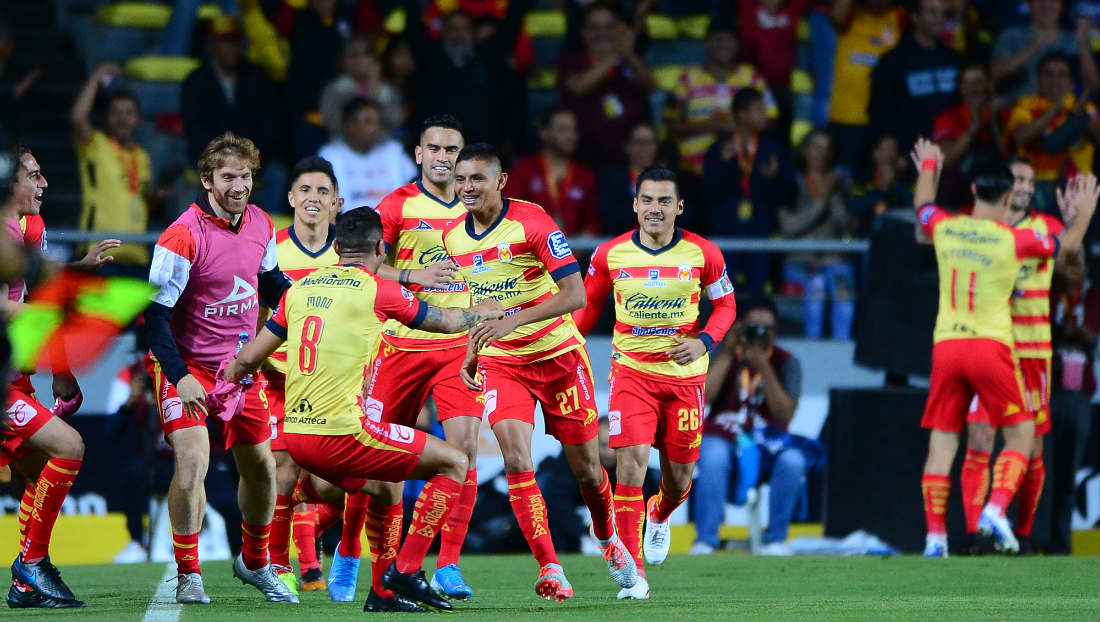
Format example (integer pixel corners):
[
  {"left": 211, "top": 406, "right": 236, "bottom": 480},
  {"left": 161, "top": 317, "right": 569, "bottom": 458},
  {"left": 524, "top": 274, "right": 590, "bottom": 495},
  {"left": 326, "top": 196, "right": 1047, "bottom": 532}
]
[
  {"left": 445, "top": 143, "right": 636, "bottom": 601},
  {"left": 910, "top": 137, "right": 1097, "bottom": 557},
  {"left": 144, "top": 132, "right": 297, "bottom": 604},
  {"left": 573, "top": 168, "right": 737, "bottom": 599},
  {"left": 225, "top": 206, "right": 504, "bottom": 612},
  {"left": 354, "top": 113, "right": 483, "bottom": 602}
]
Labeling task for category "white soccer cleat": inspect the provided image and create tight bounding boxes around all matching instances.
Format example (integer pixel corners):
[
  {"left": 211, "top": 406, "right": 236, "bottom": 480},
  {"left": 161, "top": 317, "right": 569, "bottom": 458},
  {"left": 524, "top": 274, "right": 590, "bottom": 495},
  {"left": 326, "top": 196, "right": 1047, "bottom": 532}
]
[
  {"left": 688, "top": 541, "right": 715, "bottom": 556},
  {"left": 978, "top": 506, "right": 1019, "bottom": 554},
  {"left": 596, "top": 532, "right": 638, "bottom": 588},
  {"left": 757, "top": 541, "right": 794, "bottom": 557},
  {"left": 923, "top": 534, "right": 948, "bottom": 558},
  {"left": 643, "top": 497, "right": 671, "bottom": 565},
  {"left": 113, "top": 540, "right": 148, "bottom": 564},
  {"left": 175, "top": 572, "right": 211, "bottom": 604},
  {"left": 616, "top": 575, "right": 650, "bottom": 600}
]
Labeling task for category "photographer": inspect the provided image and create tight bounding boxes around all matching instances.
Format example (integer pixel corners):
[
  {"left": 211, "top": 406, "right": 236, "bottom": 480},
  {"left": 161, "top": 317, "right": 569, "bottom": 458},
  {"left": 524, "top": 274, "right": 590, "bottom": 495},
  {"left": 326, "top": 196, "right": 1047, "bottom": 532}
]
[{"left": 691, "top": 296, "right": 804, "bottom": 556}]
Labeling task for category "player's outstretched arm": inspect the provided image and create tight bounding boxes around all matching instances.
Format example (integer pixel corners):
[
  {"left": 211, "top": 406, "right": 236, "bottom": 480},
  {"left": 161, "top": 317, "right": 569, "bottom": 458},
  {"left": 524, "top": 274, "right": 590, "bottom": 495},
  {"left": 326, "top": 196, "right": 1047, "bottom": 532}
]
[
  {"left": 416, "top": 298, "right": 504, "bottom": 335},
  {"left": 376, "top": 261, "right": 456, "bottom": 290},
  {"left": 225, "top": 327, "right": 285, "bottom": 382},
  {"left": 910, "top": 137, "right": 944, "bottom": 211},
  {"left": 469, "top": 272, "right": 587, "bottom": 352}
]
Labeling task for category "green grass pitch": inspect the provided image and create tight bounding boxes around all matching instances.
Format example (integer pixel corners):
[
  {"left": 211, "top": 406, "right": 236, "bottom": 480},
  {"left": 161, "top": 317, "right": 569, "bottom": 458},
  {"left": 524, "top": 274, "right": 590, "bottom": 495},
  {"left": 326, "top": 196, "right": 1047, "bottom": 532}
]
[{"left": 5, "top": 554, "right": 1097, "bottom": 621}]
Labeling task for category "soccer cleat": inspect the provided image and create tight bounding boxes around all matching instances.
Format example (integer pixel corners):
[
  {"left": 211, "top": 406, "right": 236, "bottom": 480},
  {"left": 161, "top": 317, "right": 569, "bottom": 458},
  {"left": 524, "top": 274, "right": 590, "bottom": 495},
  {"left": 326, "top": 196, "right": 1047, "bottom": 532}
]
[
  {"left": 430, "top": 563, "right": 474, "bottom": 600},
  {"left": 274, "top": 565, "right": 299, "bottom": 599},
  {"left": 327, "top": 542, "right": 360, "bottom": 602},
  {"left": 10, "top": 555, "right": 79, "bottom": 604},
  {"left": 758, "top": 541, "right": 794, "bottom": 557},
  {"left": 596, "top": 532, "right": 638, "bottom": 588},
  {"left": 363, "top": 588, "right": 429, "bottom": 612},
  {"left": 923, "top": 535, "right": 949, "bottom": 558},
  {"left": 113, "top": 540, "right": 148, "bottom": 564},
  {"left": 534, "top": 563, "right": 574, "bottom": 602},
  {"left": 299, "top": 567, "right": 326, "bottom": 592},
  {"left": 688, "top": 541, "right": 715, "bottom": 556},
  {"left": 978, "top": 506, "right": 1019, "bottom": 554},
  {"left": 616, "top": 575, "right": 650, "bottom": 600},
  {"left": 231, "top": 555, "right": 300, "bottom": 603},
  {"left": 643, "top": 497, "right": 672, "bottom": 565},
  {"left": 7, "top": 579, "right": 85, "bottom": 608},
  {"left": 175, "top": 573, "right": 211, "bottom": 604},
  {"left": 381, "top": 563, "right": 453, "bottom": 611}
]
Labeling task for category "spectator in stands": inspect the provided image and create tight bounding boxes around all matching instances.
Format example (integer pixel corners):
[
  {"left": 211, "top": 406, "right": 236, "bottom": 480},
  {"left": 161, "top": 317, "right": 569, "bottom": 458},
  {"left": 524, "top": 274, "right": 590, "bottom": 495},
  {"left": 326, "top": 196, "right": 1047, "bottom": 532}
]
[
  {"left": 1048, "top": 246, "right": 1098, "bottom": 554},
  {"left": 826, "top": 0, "right": 904, "bottom": 176},
  {"left": 558, "top": 3, "right": 655, "bottom": 165},
  {"left": 563, "top": 0, "right": 655, "bottom": 53},
  {"left": 318, "top": 34, "right": 404, "bottom": 142},
  {"left": 868, "top": 0, "right": 963, "bottom": 154},
  {"left": 181, "top": 17, "right": 285, "bottom": 213},
  {"left": 694, "top": 296, "right": 806, "bottom": 556},
  {"left": 283, "top": 0, "right": 351, "bottom": 159},
  {"left": 159, "top": 0, "right": 240, "bottom": 56},
  {"left": 665, "top": 20, "right": 776, "bottom": 178},
  {"left": 70, "top": 62, "right": 156, "bottom": 275},
  {"left": 381, "top": 34, "right": 416, "bottom": 103},
  {"left": 932, "top": 63, "right": 1002, "bottom": 210},
  {"left": 402, "top": 0, "right": 529, "bottom": 148},
  {"left": 778, "top": 129, "right": 856, "bottom": 339},
  {"left": 991, "top": 0, "right": 1099, "bottom": 104},
  {"left": 849, "top": 134, "right": 913, "bottom": 234},
  {"left": 703, "top": 88, "right": 789, "bottom": 294},
  {"left": 598, "top": 121, "right": 662, "bottom": 234},
  {"left": 319, "top": 98, "right": 416, "bottom": 210},
  {"left": 508, "top": 108, "right": 600, "bottom": 236},
  {"left": 737, "top": 0, "right": 812, "bottom": 145},
  {"left": 1005, "top": 52, "right": 1100, "bottom": 213}
]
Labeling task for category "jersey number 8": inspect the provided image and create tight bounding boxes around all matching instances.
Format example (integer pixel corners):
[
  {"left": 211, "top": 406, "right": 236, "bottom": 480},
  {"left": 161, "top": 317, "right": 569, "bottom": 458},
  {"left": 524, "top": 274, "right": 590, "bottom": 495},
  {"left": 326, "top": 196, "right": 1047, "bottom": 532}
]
[{"left": 299, "top": 315, "right": 324, "bottom": 374}]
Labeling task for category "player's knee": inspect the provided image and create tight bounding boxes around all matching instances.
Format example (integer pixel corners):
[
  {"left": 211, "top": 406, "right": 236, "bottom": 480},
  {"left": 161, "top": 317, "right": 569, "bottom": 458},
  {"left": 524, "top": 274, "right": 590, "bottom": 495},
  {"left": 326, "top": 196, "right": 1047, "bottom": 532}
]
[
  {"left": 239, "top": 448, "right": 276, "bottom": 482},
  {"left": 50, "top": 426, "right": 84, "bottom": 461},
  {"left": 499, "top": 446, "right": 534, "bottom": 473},
  {"left": 575, "top": 461, "right": 603, "bottom": 488},
  {"left": 440, "top": 446, "right": 469, "bottom": 482},
  {"left": 967, "top": 424, "right": 995, "bottom": 453},
  {"left": 616, "top": 460, "right": 645, "bottom": 486}
]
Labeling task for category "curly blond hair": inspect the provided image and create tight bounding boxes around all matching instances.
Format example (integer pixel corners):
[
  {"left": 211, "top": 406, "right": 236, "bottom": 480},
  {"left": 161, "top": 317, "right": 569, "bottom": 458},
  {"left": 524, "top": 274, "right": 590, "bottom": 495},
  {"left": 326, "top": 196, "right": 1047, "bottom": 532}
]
[{"left": 197, "top": 131, "right": 261, "bottom": 182}]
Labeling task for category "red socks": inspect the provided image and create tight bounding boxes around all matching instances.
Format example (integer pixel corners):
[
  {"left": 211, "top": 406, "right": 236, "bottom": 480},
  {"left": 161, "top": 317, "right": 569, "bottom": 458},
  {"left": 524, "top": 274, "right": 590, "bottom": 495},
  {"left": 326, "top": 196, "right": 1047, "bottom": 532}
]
[
  {"left": 17, "top": 481, "right": 34, "bottom": 550},
  {"left": 338, "top": 492, "right": 370, "bottom": 558},
  {"left": 365, "top": 499, "right": 402, "bottom": 599},
  {"left": 580, "top": 468, "right": 615, "bottom": 541},
  {"left": 173, "top": 531, "right": 201, "bottom": 575},
  {"left": 1015, "top": 456, "right": 1045, "bottom": 536},
  {"left": 22, "top": 457, "right": 81, "bottom": 563},
  {"left": 269, "top": 494, "right": 293, "bottom": 567},
  {"left": 437, "top": 468, "right": 477, "bottom": 568},
  {"left": 292, "top": 504, "right": 320, "bottom": 572},
  {"left": 614, "top": 483, "right": 645, "bottom": 572},
  {"left": 506, "top": 471, "right": 558, "bottom": 567},
  {"left": 988, "top": 450, "right": 1028, "bottom": 514},
  {"left": 241, "top": 520, "right": 272, "bottom": 570},
  {"left": 649, "top": 478, "right": 692, "bottom": 524},
  {"left": 317, "top": 501, "right": 343, "bottom": 533},
  {"left": 921, "top": 474, "right": 950, "bottom": 536},
  {"left": 960, "top": 449, "right": 991, "bottom": 533},
  {"left": 396, "top": 476, "right": 462, "bottom": 573}
]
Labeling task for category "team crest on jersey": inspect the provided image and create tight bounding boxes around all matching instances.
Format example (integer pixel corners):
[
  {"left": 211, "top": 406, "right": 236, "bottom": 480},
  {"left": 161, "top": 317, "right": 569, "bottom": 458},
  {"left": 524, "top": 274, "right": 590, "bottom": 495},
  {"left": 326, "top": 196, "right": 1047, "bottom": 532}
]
[
  {"left": 497, "top": 242, "right": 513, "bottom": 263},
  {"left": 6, "top": 400, "right": 37, "bottom": 427},
  {"left": 547, "top": 231, "right": 572, "bottom": 259},
  {"left": 615, "top": 269, "right": 631, "bottom": 280},
  {"left": 644, "top": 268, "right": 665, "bottom": 287},
  {"left": 413, "top": 219, "right": 434, "bottom": 230},
  {"left": 678, "top": 263, "right": 692, "bottom": 282},
  {"left": 471, "top": 254, "right": 491, "bottom": 274},
  {"left": 399, "top": 286, "right": 414, "bottom": 300}
]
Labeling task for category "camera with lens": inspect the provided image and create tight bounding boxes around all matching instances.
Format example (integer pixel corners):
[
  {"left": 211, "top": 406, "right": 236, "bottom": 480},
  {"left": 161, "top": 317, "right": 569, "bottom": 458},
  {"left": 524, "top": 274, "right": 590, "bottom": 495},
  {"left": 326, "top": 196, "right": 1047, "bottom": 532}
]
[{"left": 741, "top": 323, "right": 770, "bottom": 346}]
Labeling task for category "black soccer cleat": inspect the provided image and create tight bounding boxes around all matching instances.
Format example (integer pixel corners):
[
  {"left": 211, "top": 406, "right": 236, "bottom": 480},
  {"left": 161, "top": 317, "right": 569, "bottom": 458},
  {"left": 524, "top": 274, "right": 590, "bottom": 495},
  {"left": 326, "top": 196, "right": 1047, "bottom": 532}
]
[
  {"left": 7, "top": 579, "right": 85, "bottom": 608},
  {"left": 363, "top": 588, "right": 428, "bottom": 612},
  {"left": 381, "top": 563, "right": 453, "bottom": 611},
  {"left": 10, "top": 555, "right": 79, "bottom": 604}
]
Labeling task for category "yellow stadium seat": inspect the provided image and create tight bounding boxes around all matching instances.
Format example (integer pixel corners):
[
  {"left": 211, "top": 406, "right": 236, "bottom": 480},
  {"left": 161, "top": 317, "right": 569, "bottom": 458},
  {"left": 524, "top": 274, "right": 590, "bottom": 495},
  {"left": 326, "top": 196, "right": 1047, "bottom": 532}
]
[
  {"left": 796, "top": 18, "right": 811, "bottom": 42},
  {"left": 384, "top": 8, "right": 406, "bottom": 33},
  {"left": 790, "top": 119, "right": 813, "bottom": 146},
  {"left": 124, "top": 55, "right": 200, "bottom": 82},
  {"left": 525, "top": 11, "right": 566, "bottom": 38},
  {"left": 528, "top": 68, "right": 557, "bottom": 90},
  {"left": 790, "top": 69, "right": 814, "bottom": 95},
  {"left": 196, "top": 4, "right": 224, "bottom": 21},
  {"left": 677, "top": 14, "right": 710, "bottom": 39},
  {"left": 646, "top": 14, "right": 677, "bottom": 39},
  {"left": 271, "top": 213, "right": 293, "bottom": 231},
  {"left": 95, "top": 2, "right": 172, "bottom": 29},
  {"left": 653, "top": 65, "right": 684, "bottom": 91}
]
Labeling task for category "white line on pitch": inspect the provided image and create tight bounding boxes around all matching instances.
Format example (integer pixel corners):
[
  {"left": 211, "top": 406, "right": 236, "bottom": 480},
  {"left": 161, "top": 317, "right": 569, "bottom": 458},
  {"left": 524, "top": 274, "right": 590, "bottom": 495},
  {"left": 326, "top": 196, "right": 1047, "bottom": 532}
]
[{"left": 141, "top": 562, "right": 181, "bottom": 622}]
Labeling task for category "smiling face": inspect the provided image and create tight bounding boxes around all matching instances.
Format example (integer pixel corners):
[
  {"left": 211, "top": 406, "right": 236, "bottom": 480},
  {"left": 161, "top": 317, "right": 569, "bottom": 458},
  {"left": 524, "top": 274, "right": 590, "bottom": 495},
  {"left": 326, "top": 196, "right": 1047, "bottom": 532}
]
[
  {"left": 633, "top": 179, "right": 682, "bottom": 238},
  {"left": 288, "top": 171, "right": 336, "bottom": 227},
  {"left": 202, "top": 157, "right": 253, "bottom": 217},
  {"left": 454, "top": 157, "right": 506, "bottom": 217},
  {"left": 1008, "top": 161, "right": 1035, "bottom": 212},
  {"left": 11, "top": 153, "right": 47, "bottom": 217},
  {"left": 416, "top": 126, "right": 464, "bottom": 189}
]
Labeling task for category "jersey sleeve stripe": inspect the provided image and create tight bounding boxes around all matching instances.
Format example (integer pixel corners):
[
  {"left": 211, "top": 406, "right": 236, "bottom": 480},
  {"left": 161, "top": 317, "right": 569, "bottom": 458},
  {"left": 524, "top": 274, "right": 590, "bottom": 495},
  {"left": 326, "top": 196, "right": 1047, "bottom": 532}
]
[
  {"left": 407, "top": 301, "right": 429, "bottom": 329},
  {"left": 549, "top": 262, "right": 580, "bottom": 282},
  {"left": 265, "top": 317, "right": 287, "bottom": 339}
]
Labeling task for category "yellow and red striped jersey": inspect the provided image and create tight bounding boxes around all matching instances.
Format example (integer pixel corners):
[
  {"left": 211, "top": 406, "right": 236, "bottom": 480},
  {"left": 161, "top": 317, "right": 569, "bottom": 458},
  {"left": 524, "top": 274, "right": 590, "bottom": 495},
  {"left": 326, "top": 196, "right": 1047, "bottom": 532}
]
[
  {"left": 268, "top": 225, "right": 339, "bottom": 373},
  {"left": 377, "top": 181, "right": 470, "bottom": 350},
  {"left": 574, "top": 229, "right": 737, "bottom": 382},
  {"left": 1011, "top": 212, "right": 1064, "bottom": 359},
  {"left": 441, "top": 198, "right": 584, "bottom": 364},
  {"left": 918, "top": 204, "right": 1058, "bottom": 347}
]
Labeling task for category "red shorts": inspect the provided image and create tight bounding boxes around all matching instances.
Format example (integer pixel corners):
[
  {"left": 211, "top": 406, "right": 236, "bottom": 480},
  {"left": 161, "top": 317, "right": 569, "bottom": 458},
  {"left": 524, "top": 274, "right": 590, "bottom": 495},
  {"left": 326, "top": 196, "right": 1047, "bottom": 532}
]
[
  {"left": 146, "top": 354, "right": 272, "bottom": 450},
  {"left": 2, "top": 376, "right": 54, "bottom": 467},
  {"left": 284, "top": 418, "right": 426, "bottom": 492},
  {"left": 478, "top": 348, "right": 599, "bottom": 446},
  {"left": 364, "top": 341, "right": 481, "bottom": 426},
  {"left": 921, "top": 339, "right": 1029, "bottom": 434},
  {"left": 607, "top": 364, "right": 705, "bottom": 463},
  {"left": 968, "top": 357, "right": 1051, "bottom": 436},
  {"left": 263, "top": 371, "right": 287, "bottom": 452}
]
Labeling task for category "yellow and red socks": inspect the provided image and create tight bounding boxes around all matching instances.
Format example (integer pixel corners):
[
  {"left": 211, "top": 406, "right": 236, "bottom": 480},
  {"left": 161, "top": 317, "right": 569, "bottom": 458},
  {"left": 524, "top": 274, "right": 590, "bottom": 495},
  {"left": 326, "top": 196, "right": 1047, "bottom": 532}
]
[
  {"left": 173, "top": 531, "right": 201, "bottom": 575},
  {"left": 988, "top": 450, "right": 1028, "bottom": 515},
  {"left": 506, "top": 471, "right": 558, "bottom": 567},
  {"left": 921, "top": 474, "right": 950, "bottom": 536},
  {"left": 960, "top": 449, "right": 991, "bottom": 533},
  {"left": 293, "top": 475, "right": 326, "bottom": 505},
  {"left": 437, "top": 468, "right": 477, "bottom": 568},
  {"left": 317, "top": 501, "right": 342, "bottom": 533},
  {"left": 365, "top": 499, "right": 402, "bottom": 599},
  {"left": 240, "top": 520, "right": 272, "bottom": 571},
  {"left": 613, "top": 483, "right": 645, "bottom": 572},
  {"left": 338, "top": 492, "right": 370, "bottom": 558},
  {"left": 17, "top": 481, "right": 34, "bottom": 550},
  {"left": 270, "top": 494, "right": 293, "bottom": 567},
  {"left": 580, "top": 468, "right": 615, "bottom": 541},
  {"left": 1015, "top": 456, "right": 1045, "bottom": 536},
  {"left": 293, "top": 505, "right": 320, "bottom": 572},
  {"left": 649, "top": 478, "right": 691, "bottom": 523},
  {"left": 21, "top": 457, "right": 81, "bottom": 563},
  {"left": 396, "top": 476, "right": 462, "bottom": 573}
]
